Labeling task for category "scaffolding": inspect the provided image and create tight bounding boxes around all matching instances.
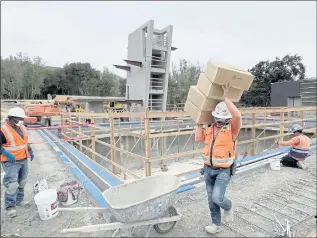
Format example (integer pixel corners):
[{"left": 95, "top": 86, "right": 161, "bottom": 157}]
[{"left": 59, "top": 106, "right": 317, "bottom": 179}]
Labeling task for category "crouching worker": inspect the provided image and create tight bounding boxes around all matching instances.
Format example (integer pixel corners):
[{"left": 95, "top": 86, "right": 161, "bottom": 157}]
[
  {"left": 1, "top": 107, "right": 34, "bottom": 218},
  {"left": 277, "top": 124, "right": 311, "bottom": 170},
  {"left": 195, "top": 82, "right": 241, "bottom": 234}
]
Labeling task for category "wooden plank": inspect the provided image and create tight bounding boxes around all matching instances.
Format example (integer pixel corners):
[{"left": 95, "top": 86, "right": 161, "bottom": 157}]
[
  {"left": 91, "top": 116, "right": 96, "bottom": 161},
  {"left": 60, "top": 106, "right": 316, "bottom": 119},
  {"left": 78, "top": 116, "right": 83, "bottom": 152},
  {"left": 144, "top": 117, "right": 151, "bottom": 176},
  {"left": 280, "top": 109, "right": 285, "bottom": 141},
  {"left": 238, "top": 132, "right": 294, "bottom": 145},
  {"left": 61, "top": 114, "right": 66, "bottom": 140},
  {"left": 300, "top": 111, "right": 304, "bottom": 126},
  {"left": 150, "top": 149, "right": 202, "bottom": 162},
  {"left": 70, "top": 116, "right": 74, "bottom": 146},
  {"left": 109, "top": 117, "right": 116, "bottom": 173},
  {"left": 141, "top": 118, "right": 307, "bottom": 139},
  {"left": 242, "top": 118, "right": 305, "bottom": 129},
  {"left": 250, "top": 113, "right": 256, "bottom": 155},
  {"left": 149, "top": 130, "right": 194, "bottom": 138},
  {"left": 240, "top": 106, "right": 317, "bottom": 115}
]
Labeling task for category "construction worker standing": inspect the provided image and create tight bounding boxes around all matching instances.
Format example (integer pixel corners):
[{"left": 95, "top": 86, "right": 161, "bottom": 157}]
[
  {"left": 1, "top": 107, "right": 34, "bottom": 218},
  {"left": 195, "top": 82, "right": 241, "bottom": 234},
  {"left": 277, "top": 124, "right": 311, "bottom": 169}
]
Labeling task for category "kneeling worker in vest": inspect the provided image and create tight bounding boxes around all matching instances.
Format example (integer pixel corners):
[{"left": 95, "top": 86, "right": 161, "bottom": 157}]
[
  {"left": 277, "top": 124, "right": 311, "bottom": 170},
  {"left": 1, "top": 107, "right": 34, "bottom": 218},
  {"left": 195, "top": 82, "right": 241, "bottom": 234}
]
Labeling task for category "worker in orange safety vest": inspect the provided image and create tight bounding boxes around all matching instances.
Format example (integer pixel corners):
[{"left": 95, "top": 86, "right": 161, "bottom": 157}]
[
  {"left": 276, "top": 124, "right": 311, "bottom": 169},
  {"left": 1, "top": 107, "right": 34, "bottom": 218},
  {"left": 195, "top": 82, "right": 241, "bottom": 234}
]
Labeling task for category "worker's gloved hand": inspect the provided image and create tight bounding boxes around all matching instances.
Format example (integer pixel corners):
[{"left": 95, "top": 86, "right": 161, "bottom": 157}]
[
  {"left": 29, "top": 150, "right": 35, "bottom": 161},
  {"left": 2, "top": 149, "right": 16, "bottom": 162}
]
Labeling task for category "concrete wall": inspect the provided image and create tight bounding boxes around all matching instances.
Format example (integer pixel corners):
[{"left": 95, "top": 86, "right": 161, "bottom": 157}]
[
  {"left": 271, "top": 81, "right": 300, "bottom": 107},
  {"left": 126, "top": 26, "right": 147, "bottom": 102}
]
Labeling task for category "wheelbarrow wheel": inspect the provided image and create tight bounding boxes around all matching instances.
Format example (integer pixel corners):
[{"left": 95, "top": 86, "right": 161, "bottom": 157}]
[{"left": 153, "top": 206, "right": 178, "bottom": 234}]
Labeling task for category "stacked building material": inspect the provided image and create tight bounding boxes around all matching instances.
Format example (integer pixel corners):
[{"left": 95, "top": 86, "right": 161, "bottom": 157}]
[{"left": 184, "top": 61, "right": 255, "bottom": 124}]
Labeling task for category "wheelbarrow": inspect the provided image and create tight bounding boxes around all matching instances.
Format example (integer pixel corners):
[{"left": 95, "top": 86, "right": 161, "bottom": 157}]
[{"left": 59, "top": 174, "right": 182, "bottom": 237}]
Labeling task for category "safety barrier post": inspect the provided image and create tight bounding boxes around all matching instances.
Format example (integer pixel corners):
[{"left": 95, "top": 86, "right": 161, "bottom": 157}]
[
  {"left": 79, "top": 116, "right": 83, "bottom": 152},
  {"left": 91, "top": 116, "right": 96, "bottom": 161},
  {"left": 280, "top": 108, "right": 285, "bottom": 141},
  {"left": 144, "top": 112, "right": 151, "bottom": 177},
  {"left": 61, "top": 114, "right": 66, "bottom": 140},
  {"left": 300, "top": 111, "right": 304, "bottom": 127},
  {"left": 109, "top": 116, "right": 116, "bottom": 173},
  {"left": 70, "top": 115, "right": 73, "bottom": 146},
  {"left": 250, "top": 113, "right": 256, "bottom": 155}
]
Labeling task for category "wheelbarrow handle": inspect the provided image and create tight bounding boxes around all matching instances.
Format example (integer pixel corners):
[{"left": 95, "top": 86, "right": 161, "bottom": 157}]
[
  {"left": 58, "top": 207, "right": 110, "bottom": 213},
  {"left": 61, "top": 214, "right": 182, "bottom": 234}
]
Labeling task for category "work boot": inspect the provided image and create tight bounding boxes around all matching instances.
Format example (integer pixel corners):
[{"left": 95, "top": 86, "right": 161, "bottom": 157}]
[
  {"left": 205, "top": 224, "right": 221, "bottom": 234},
  {"left": 16, "top": 200, "right": 31, "bottom": 208},
  {"left": 296, "top": 161, "right": 307, "bottom": 170},
  {"left": 223, "top": 204, "right": 234, "bottom": 223},
  {"left": 6, "top": 208, "right": 17, "bottom": 218}
]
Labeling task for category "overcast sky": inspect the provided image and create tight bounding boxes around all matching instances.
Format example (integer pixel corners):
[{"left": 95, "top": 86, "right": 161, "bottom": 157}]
[{"left": 1, "top": 1, "right": 316, "bottom": 78}]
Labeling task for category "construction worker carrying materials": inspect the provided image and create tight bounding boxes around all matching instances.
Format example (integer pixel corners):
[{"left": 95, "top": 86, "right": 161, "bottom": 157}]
[
  {"left": 276, "top": 124, "right": 311, "bottom": 169},
  {"left": 195, "top": 82, "right": 241, "bottom": 234},
  {"left": 0, "top": 107, "right": 34, "bottom": 218}
]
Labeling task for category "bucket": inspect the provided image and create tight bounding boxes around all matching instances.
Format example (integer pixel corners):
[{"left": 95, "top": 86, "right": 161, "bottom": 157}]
[
  {"left": 270, "top": 160, "right": 281, "bottom": 171},
  {"left": 33, "top": 179, "right": 49, "bottom": 195},
  {"left": 34, "top": 189, "right": 59, "bottom": 221}
]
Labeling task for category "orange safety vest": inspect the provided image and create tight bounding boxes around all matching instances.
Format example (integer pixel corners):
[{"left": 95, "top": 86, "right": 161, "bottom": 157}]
[
  {"left": 202, "top": 123, "right": 236, "bottom": 168},
  {"left": 289, "top": 134, "right": 311, "bottom": 160},
  {"left": 1, "top": 123, "right": 30, "bottom": 162}
]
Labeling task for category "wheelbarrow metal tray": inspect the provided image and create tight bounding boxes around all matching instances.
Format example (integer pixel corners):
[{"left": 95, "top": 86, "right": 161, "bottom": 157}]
[{"left": 103, "top": 174, "right": 181, "bottom": 223}]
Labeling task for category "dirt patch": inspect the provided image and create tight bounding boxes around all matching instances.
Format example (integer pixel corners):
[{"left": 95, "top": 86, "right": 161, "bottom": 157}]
[{"left": 1, "top": 130, "right": 105, "bottom": 237}]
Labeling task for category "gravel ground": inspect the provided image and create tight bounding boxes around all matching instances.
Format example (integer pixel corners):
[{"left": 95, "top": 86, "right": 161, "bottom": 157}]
[
  {"left": 1, "top": 130, "right": 106, "bottom": 237},
  {"left": 1, "top": 130, "right": 316, "bottom": 237}
]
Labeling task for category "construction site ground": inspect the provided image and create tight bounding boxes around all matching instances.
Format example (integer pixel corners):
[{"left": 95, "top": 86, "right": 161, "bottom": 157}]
[{"left": 1, "top": 130, "right": 316, "bottom": 237}]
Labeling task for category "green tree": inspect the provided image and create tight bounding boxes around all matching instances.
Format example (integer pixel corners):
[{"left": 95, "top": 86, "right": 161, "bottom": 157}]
[
  {"left": 40, "top": 67, "right": 67, "bottom": 97},
  {"left": 167, "top": 59, "right": 202, "bottom": 105},
  {"left": 1, "top": 53, "right": 48, "bottom": 99},
  {"left": 241, "top": 54, "right": 306, "bottom": 107},
  {"left": 63, "top": 62, "right": 100, "bottom": 95}
]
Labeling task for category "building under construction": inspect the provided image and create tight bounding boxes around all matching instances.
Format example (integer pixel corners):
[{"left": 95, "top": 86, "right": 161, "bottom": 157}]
[
  {"left": 1, "top": 20, "right": 316, "bottom": 238},
  {"left": 114, "top": 20, "right": 176, "bottom": 112}
]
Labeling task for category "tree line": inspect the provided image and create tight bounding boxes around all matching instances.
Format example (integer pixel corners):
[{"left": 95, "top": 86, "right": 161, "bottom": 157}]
[{"left": 1, "top": 53, "right": 306, "bottom": 107}]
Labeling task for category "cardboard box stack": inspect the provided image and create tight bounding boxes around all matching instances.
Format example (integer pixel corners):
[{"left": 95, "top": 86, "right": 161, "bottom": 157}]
[{"left": 184, "top": 61, "right": 255, "bottom": 125}]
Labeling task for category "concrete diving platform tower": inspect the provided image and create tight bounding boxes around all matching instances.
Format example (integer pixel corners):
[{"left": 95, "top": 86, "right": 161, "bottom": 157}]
[{"left": 114, "top": 20, "right": 177, "bottom": 113}]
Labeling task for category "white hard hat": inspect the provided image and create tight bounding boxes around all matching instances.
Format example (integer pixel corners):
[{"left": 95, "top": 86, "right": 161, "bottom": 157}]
[
  {"left": 291, "top": 124, "right": 303, "bottom": 133},
  {"left": 211, "top": 101, "right": 232, "bottom": 119},
  {"left": 7, "top": 107, "right": 26, "bottom": 118}
]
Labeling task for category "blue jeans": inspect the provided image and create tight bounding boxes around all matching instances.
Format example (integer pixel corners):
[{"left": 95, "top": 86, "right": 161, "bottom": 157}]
[
  {"left": 204, "top": 164, "right": 232, "bottom": 226},
  {"left": 2, "top": 159, "right": 29, "bottom": 210}
]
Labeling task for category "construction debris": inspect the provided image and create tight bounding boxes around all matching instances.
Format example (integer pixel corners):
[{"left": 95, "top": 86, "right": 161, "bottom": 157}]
[
  {"left": 274, "top": 215, "right": 295, "bottom": 238},
  {"left": 57, "top": 180, "right": 83, "bottom": 206}
]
